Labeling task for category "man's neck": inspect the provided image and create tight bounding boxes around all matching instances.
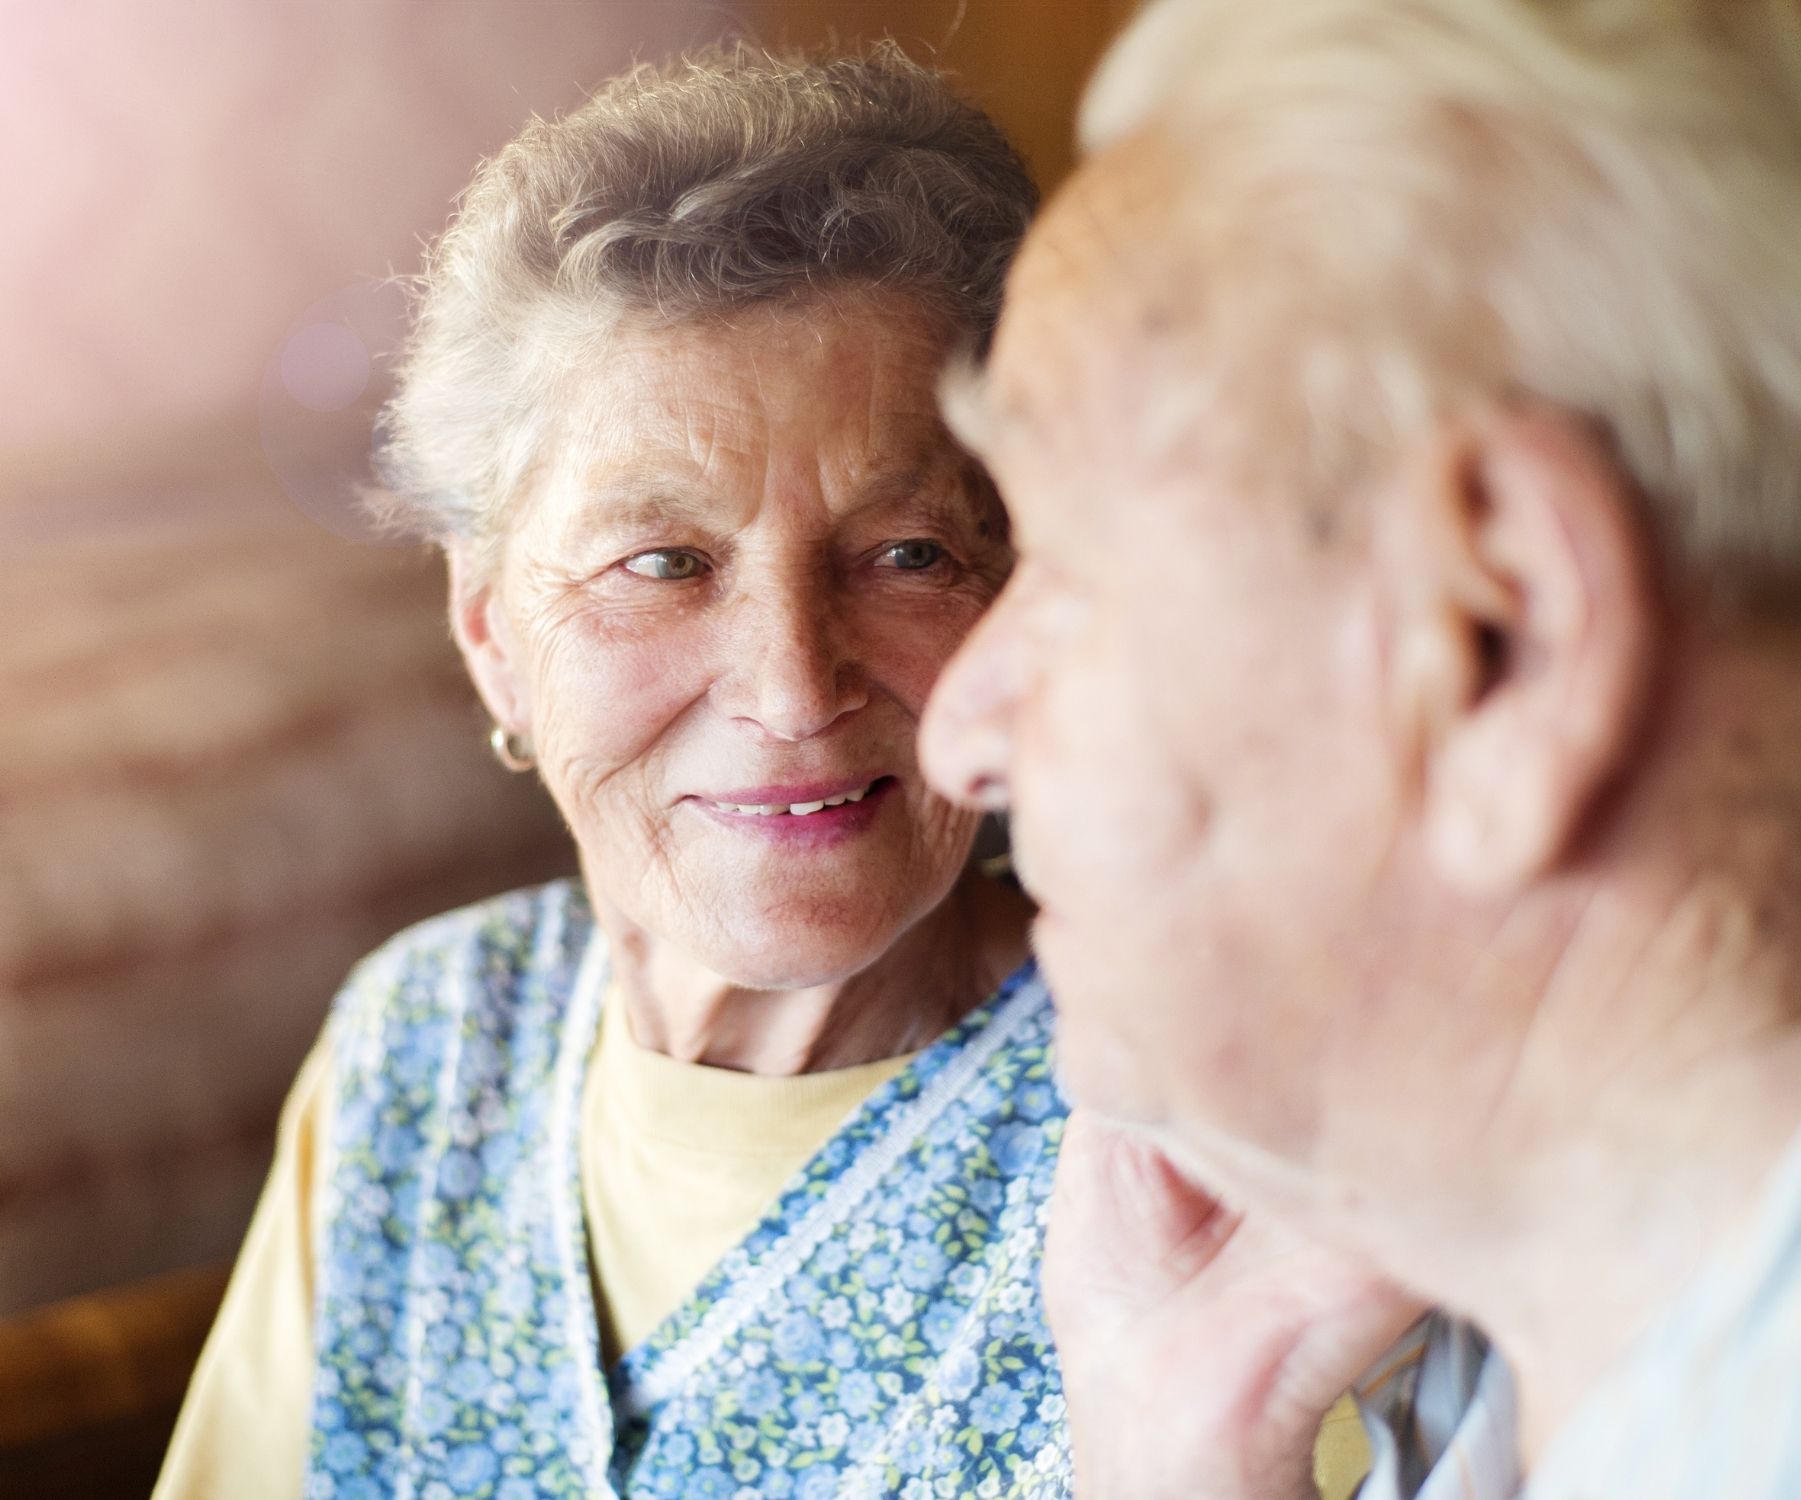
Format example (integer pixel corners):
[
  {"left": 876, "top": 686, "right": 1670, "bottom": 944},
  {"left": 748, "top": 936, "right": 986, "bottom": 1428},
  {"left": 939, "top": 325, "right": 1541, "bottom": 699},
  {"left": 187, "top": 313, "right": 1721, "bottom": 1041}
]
[
  {"left": 1364, "top": 621, "right": 1801, "bottom": 1457},
  {"left": 1444, "top": 1019, "right": 1801, "bottom": 1459}
]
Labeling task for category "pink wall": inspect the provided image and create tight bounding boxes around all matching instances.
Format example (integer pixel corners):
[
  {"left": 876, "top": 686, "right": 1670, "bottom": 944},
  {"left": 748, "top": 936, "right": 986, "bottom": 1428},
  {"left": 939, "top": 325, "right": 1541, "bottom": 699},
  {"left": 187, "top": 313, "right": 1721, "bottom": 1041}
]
[
  {"left": 0, "top": 0, "right": 744, "bottom": 471},
  {"left": 0, "top": 0, "right": 755, "bottom": 1314}
]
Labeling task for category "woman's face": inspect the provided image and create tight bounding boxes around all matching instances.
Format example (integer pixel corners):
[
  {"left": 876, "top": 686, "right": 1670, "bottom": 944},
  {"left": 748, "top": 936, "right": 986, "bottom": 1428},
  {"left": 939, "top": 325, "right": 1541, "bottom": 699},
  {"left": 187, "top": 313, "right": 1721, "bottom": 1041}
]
[{"left": 455, "top": 292, "right": 1011, "bottom": 988}]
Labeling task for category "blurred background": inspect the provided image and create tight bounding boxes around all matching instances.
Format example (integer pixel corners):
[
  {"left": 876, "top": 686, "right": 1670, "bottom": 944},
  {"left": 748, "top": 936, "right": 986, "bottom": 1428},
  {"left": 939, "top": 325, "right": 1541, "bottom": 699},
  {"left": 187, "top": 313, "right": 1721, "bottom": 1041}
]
[{"left": 0, "top": 0, "right": 1132, "bottom": 1492}]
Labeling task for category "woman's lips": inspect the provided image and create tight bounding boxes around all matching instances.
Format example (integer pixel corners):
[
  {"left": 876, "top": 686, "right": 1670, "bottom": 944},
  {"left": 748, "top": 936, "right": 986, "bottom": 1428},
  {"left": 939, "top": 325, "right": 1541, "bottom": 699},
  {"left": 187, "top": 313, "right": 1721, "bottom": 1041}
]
[
  {"left": 696, "top": 775, "right": 887, "bottom": 817},
  {"left": 688, "top": 775, "right": 897, "bottom": 839}
]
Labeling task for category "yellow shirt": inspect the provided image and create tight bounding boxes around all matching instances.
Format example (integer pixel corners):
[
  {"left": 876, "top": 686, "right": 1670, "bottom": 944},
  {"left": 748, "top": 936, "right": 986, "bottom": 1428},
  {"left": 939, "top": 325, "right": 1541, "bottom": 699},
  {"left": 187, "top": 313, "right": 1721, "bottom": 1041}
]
[
  {"left": 153, "top": 1040, "right": 330, "bottom": 1500},
  {"left": 154, "top": 1011, "right": 1372, "bottom": 1500},
  {"left": 584, "top": 992, "right": 915, "bottom": 1359}
]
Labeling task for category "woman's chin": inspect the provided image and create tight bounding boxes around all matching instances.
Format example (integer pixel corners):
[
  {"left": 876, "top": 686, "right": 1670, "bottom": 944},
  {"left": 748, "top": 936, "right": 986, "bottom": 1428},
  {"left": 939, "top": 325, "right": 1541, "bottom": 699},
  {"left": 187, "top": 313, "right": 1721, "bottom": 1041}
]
[
  {"left": 697, "top": 916, "right": 906, "bottom": 992},
  {"left": 710, "top": 949, "right": 887, "bottom": 993}
]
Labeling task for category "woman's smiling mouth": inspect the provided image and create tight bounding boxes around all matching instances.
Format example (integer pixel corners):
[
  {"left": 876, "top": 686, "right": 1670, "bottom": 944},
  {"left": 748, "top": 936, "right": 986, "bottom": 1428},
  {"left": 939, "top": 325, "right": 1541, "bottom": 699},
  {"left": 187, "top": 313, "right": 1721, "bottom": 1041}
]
[
  {"left": 702, "top": 777, "right": 886, "bottom": 816},
  {"left": 691, "top": 776, "right": 897, "bottom": 833}
]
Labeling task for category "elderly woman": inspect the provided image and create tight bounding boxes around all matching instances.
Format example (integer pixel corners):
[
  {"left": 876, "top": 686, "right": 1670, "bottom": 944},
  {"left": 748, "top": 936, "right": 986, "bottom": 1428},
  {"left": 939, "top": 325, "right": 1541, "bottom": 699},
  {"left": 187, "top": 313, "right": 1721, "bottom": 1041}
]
[{"left": 155, "top": 46, "right": 1064, "bottom": 1500}]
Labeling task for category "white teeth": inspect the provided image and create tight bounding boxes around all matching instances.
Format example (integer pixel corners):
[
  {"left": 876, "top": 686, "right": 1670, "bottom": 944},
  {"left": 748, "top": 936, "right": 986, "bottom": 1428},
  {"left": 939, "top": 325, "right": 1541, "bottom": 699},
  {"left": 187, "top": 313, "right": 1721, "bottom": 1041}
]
[{"left": 711, "top": 780, "right": 878, "bottom": 816}]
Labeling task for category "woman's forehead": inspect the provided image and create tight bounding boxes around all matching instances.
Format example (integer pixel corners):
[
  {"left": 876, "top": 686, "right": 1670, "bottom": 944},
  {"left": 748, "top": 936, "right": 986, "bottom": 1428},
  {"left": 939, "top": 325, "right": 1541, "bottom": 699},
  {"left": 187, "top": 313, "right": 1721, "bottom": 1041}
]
[
  {"left": 527, "top": 312, "right": 972, "bottom": 515},
  {"left": 558, "top": 298, "right": 934, "bottom": 420}
]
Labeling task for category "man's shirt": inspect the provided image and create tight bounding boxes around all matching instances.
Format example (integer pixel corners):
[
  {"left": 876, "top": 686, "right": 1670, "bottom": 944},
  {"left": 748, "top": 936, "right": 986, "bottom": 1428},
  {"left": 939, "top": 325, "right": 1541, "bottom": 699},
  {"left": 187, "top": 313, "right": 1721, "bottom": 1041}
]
[{"left": 1529, "top": 1122, "right": 1801, "bottom": 1499}]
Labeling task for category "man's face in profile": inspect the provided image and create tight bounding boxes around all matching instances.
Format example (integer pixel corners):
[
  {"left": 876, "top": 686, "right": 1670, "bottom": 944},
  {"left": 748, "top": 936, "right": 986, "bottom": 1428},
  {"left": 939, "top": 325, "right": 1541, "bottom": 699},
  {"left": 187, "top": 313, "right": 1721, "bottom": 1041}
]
[{"left": 924, "top": 136, "right": 1424, "bottom": 1168}]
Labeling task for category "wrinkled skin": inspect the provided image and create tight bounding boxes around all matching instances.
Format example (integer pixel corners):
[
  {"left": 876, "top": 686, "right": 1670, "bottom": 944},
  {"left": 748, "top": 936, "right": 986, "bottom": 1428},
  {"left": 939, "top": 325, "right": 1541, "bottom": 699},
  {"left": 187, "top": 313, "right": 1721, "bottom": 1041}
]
[{"left": 455, "top": 290, "right": 1026, "bottom": 1070}]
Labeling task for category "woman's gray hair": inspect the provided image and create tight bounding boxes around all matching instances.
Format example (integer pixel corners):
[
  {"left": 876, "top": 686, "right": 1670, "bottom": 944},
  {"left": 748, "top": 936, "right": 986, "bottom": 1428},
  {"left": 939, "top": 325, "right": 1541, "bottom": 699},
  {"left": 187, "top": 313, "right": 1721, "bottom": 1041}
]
[{"left": 372, "top": 42, "right": 1037, "bottom": 556}]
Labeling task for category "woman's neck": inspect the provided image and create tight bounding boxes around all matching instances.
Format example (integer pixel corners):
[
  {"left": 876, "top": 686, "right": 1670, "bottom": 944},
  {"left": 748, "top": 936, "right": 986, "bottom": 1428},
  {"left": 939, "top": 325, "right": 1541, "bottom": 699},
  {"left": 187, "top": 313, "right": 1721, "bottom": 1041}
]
[{"left": 594, "top": 869, "right": 1034, "bottom": 1074}]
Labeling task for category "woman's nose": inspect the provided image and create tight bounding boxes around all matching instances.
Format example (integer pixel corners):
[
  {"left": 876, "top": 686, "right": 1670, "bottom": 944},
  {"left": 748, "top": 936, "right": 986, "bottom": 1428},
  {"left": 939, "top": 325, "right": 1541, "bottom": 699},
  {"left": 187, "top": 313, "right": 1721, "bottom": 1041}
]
[
  {"left": 921, "top": 596, "right": 1021, "bottom": 812},
  {"left": 727, "top": 584, "right": 868, "bottom": 742}
]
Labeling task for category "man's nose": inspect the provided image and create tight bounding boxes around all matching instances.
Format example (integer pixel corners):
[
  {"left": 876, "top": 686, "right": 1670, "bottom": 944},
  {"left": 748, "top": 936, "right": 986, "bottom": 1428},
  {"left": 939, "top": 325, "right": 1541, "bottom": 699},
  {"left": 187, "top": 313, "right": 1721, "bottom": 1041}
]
[
  {"left": 728, "top": 581, "right": 868, "bottom": 742},
  {"left": 921, "top": 594, "right": 1022, "bottom": 812}
]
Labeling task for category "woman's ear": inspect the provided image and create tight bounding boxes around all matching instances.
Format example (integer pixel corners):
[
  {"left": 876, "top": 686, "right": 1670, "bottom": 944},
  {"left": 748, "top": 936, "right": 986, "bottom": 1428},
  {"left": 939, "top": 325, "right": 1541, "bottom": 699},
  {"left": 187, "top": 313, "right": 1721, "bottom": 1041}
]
[
  {"left": 446, "top": 546, "right": 531, "bottom": 736},
  {"left": 1376, "top": 403, "right": 1662, "bottom": 896}
]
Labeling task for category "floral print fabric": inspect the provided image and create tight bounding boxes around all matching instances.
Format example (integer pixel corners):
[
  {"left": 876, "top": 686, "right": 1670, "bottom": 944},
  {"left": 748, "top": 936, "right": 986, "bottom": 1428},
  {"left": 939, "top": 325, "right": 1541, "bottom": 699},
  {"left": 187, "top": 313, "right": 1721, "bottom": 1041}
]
[{"left": 307, "top": 881, "right": 1071, "bottom": 1498}]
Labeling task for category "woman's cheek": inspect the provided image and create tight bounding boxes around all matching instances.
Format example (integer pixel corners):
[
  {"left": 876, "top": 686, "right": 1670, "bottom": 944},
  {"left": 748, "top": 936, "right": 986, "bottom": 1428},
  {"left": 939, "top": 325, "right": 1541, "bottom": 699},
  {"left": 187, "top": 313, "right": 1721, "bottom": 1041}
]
[
  {"left": 531, "top": 610, "right": 713, "bottom": 775},
  {"left": 865, "top": 592, "right": 994, "bottom": 713}
]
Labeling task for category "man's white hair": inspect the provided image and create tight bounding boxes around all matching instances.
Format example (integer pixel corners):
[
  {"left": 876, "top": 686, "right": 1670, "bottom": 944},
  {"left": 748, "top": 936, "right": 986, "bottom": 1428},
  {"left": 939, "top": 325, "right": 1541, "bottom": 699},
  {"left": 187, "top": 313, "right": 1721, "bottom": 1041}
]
[{"left": 1079, "top": 0, "right": 1801, "bottom": 600}]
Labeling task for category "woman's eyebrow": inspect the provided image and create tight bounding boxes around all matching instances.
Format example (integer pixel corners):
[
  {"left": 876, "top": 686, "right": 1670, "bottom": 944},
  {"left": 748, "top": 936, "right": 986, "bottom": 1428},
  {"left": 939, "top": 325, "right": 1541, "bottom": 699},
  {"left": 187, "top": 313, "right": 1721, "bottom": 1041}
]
[
  {"left": 843, "top": 445, "right": 979, "bottom": 520},
  {"left": 571, "top": 458, "right": 724, "bottom": 534},
  {"left": 588, "top": 490, "right": 717, "bottom": 534},
  {"left": 566, "top": 448, "right": 980, "bottom": 533},
  {"left": 845, "top": 465, "right": 933, "bottom": 516}
]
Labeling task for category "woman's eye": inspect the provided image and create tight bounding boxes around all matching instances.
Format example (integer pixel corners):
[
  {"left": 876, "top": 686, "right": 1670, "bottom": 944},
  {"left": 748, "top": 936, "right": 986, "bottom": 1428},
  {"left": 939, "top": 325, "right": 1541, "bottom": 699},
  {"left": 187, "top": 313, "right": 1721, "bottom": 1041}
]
[
  {"left": 622, "top": 549, "right": 707, "bottom": 581},
  {"left": 878, "top": 539, "right": 945, "bottom": 571}
]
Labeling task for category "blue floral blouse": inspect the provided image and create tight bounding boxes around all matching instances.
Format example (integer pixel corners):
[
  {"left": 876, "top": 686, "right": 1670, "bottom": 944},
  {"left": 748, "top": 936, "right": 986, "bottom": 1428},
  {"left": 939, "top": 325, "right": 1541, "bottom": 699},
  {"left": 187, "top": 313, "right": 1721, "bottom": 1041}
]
[{"left": 305, "top": 881, "right": 1073, "bottom": 1499}]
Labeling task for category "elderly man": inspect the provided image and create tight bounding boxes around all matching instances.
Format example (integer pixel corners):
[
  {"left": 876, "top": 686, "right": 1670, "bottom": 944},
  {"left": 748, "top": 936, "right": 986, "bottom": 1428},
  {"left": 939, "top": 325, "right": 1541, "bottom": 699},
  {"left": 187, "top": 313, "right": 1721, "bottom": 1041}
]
[{"left": 922, "top": 0, "right": 1801, "bottom": 1496}]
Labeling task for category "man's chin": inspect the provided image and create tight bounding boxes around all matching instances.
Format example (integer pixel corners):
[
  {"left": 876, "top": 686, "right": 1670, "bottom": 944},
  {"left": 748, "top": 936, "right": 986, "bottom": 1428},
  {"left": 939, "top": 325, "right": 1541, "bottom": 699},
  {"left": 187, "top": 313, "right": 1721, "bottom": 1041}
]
[
  {"left": 1046, "top": 1016, "right": 1168, "bottom": 1131},
  {"left": 1031, "top": 911, "right": 1120, "bottom": 1019}
]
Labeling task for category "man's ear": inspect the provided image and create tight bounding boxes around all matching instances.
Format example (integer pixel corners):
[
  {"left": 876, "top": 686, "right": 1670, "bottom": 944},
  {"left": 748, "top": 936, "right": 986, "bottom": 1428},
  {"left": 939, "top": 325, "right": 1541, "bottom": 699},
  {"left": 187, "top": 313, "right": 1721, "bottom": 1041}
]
[
  {"left": 447, "top": 546, "right": 531, "bottom": 736},
  {"left": 1376, "top": 403, "right": 1661, "bottom": 895}
]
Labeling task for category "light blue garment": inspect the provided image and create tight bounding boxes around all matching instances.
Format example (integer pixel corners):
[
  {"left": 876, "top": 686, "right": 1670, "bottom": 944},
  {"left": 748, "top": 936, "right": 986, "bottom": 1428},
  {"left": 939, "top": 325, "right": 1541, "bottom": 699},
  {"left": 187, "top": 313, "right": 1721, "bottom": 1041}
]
[
  {"left": 300, "top": 878, "right": 1517, "bottom": 1499},
  {"left": 1528, "top": 1123, "right": 1801, "bottom": 1500},
  {"left": 305, "top": 881, "right": 1073, "bottom": 1499}
]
